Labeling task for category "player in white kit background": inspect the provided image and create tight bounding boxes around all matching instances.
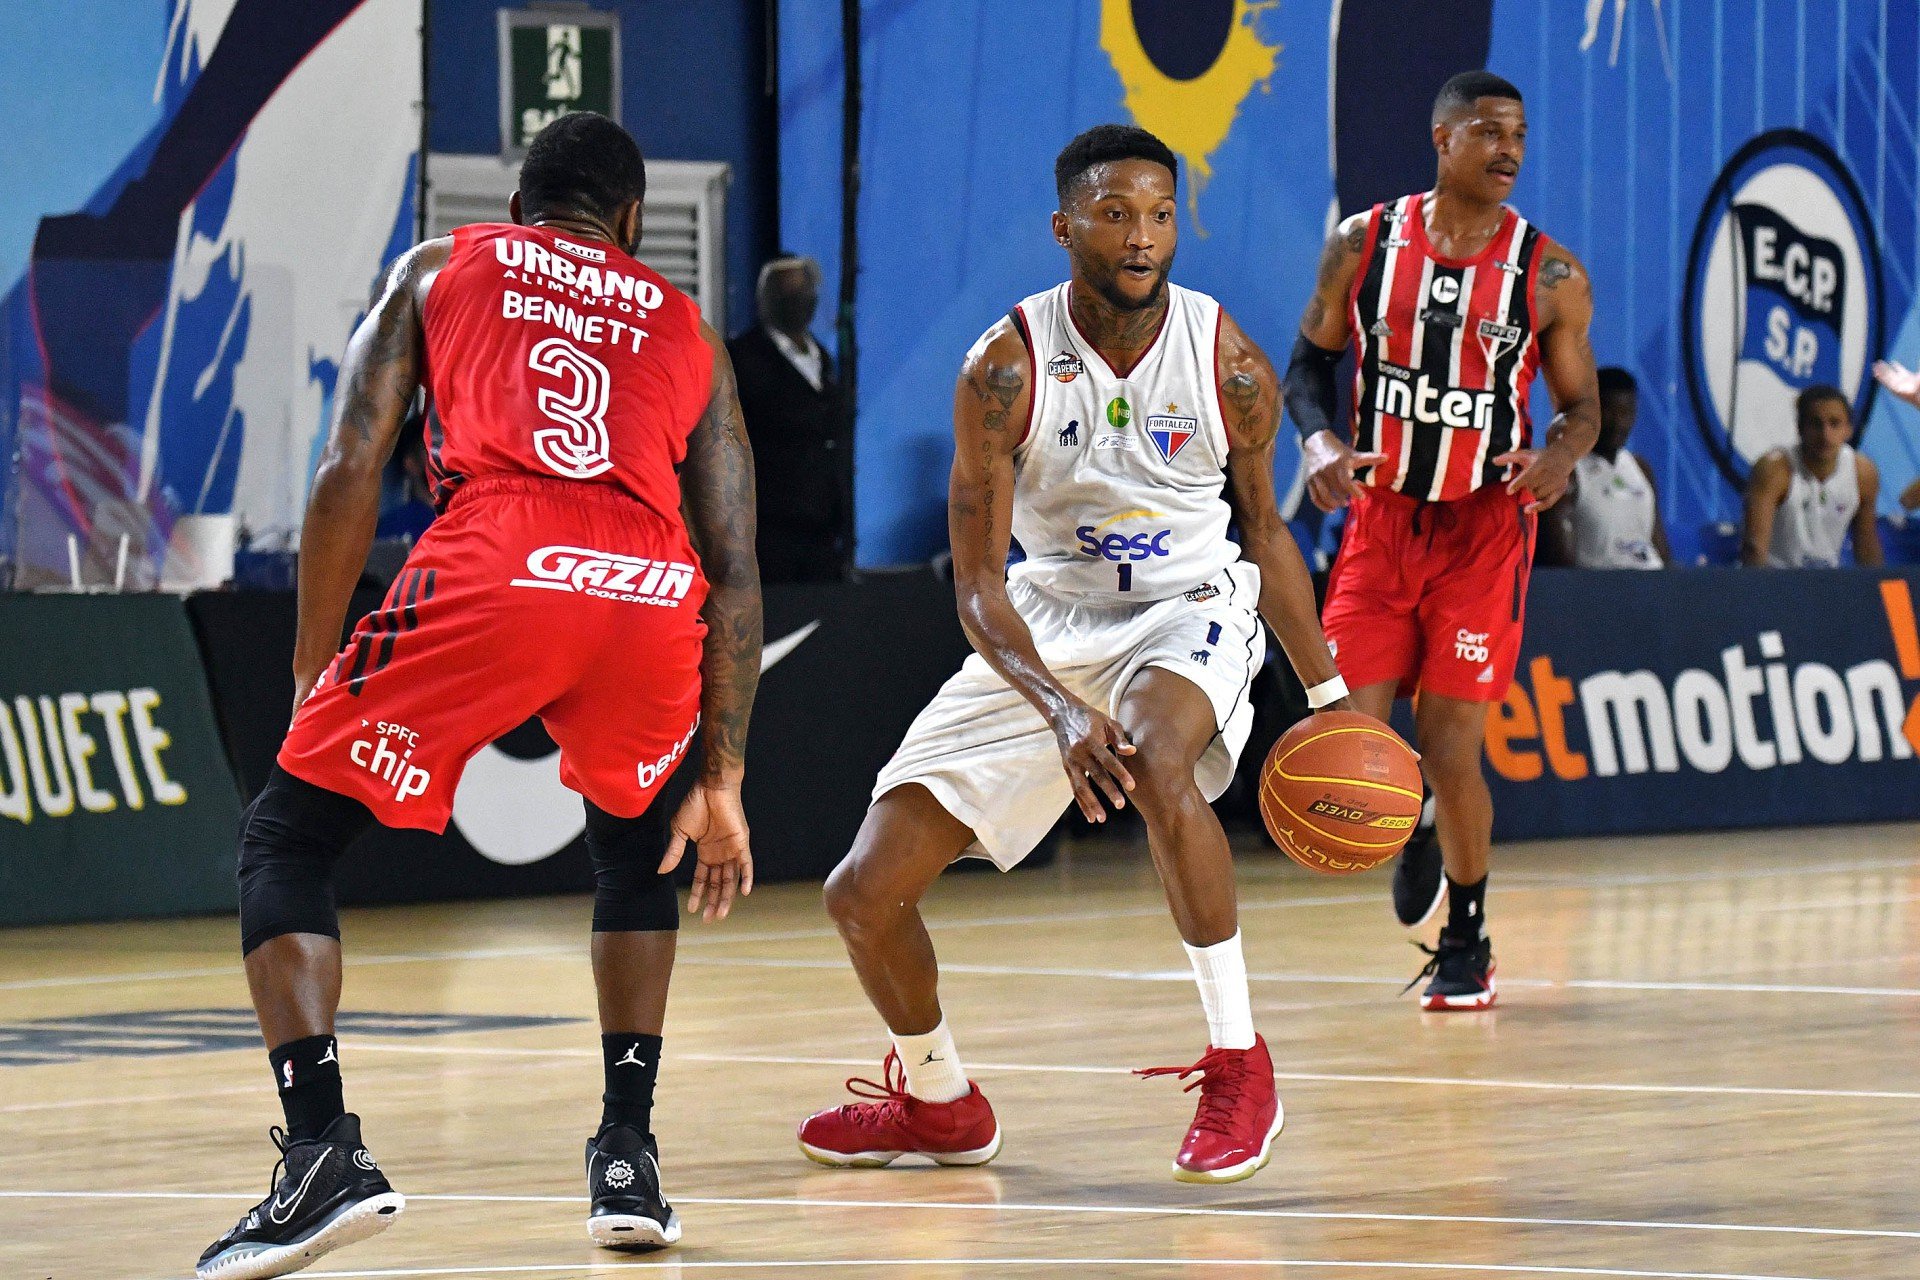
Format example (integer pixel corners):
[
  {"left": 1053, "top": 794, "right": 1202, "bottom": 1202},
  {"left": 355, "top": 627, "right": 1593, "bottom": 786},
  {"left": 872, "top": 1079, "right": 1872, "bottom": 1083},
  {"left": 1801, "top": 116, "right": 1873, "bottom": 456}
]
[
  {"left": 1741, "top": 384, "right": 1883, "bottom": 568},
  {"left": 1542, "top": 368, "right": 1671, "bottom": 569},
  {"left": 795, "top": 125, "right": 1352, "bottom": 1185}
]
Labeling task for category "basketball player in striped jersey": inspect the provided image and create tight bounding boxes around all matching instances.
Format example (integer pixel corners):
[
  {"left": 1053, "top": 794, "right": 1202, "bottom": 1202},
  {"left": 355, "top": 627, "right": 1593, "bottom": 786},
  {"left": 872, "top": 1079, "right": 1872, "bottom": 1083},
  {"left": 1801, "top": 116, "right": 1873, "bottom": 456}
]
[
  {"left": 796, "top": 125, "right": 1349, "bottom": 1183},
  {"left": 1286, "top": 72, "right": 1600, "bottom": 1009}
]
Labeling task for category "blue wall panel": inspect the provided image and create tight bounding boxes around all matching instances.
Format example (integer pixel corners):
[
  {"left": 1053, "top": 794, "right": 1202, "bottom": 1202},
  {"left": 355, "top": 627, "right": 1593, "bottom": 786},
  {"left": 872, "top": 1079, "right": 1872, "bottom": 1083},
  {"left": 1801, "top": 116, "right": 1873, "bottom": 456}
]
[
  {"left": 782, "top": 0, "right": 1920, "bottom": 569},
  {"left": 429, "top": 0, "right": 775, "bottom": 332}
]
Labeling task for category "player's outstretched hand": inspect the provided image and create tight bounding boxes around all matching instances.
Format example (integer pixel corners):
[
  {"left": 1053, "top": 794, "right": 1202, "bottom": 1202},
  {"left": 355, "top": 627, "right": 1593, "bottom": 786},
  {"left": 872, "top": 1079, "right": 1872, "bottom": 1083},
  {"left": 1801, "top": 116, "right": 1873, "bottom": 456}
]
[
  {"left": 660, "top": 781, "right": 754, "bottom": 922},
  {"left": 1050, "top": 699, "right": 1137, "bottom": 823},
  {"left": 1303, "top": 430, "right": 1389, "bottom": 512},
  {"left": 1873, "top": 359, "right": 1920, "bottom": 409},
  {"left": 1494, "top": 446, "right": 1577, "bottom": 513}
]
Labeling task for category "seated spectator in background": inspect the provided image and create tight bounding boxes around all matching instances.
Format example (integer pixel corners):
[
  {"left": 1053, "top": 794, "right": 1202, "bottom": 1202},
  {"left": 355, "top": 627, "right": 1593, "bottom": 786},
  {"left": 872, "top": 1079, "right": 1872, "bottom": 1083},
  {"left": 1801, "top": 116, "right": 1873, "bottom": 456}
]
[
  {"left": 1741, "top": 385, "right": 1882, "bottom": 567},
  {"left": 1540, "top": 367, "right": 1669, "bottom": 568},
  {"left": 1870, "top": 359, "right": 1920, "bottom": 512},
  {"left": 729, "top": 254, "right": 852, "bottom": 581}
]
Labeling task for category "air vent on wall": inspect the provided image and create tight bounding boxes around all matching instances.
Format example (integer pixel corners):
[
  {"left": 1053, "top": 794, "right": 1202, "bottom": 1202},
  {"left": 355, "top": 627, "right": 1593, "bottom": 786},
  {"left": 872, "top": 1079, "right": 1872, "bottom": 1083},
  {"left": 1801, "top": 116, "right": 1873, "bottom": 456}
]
[{"left": 424, "top": 153, "right": 730, "bottom": 333}]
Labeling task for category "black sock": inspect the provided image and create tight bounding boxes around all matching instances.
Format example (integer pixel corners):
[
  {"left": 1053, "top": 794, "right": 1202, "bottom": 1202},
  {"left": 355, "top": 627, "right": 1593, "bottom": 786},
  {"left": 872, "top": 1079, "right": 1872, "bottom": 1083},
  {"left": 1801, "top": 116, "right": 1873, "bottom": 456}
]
[
  {"left": 269, "top": 1034, "right": 344, "bottom": 1142},
  {"left": 1446, "top": 875, "right": 1487, "bottom": 940},
  {"left": 601, "top": 1033, "right": 663, "bottom": 1136}
]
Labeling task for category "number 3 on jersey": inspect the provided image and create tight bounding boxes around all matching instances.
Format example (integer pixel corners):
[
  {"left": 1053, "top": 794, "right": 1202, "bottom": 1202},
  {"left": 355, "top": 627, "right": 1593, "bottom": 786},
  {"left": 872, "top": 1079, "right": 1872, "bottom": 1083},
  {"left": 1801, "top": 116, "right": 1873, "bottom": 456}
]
[{"left": 528, "top": 336, "right": 614, "bottom": 479}]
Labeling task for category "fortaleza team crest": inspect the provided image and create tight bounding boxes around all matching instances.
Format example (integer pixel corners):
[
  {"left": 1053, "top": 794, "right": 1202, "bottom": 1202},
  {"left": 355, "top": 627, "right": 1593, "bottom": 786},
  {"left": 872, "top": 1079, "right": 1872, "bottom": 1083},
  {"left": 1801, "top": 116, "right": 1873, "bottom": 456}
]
[
  {"left": 1683, "top": 129, "right": 1884, "bottom": 483},
  {"left": 1146, "top": 408, "right": 1197, "bottom": 463}
]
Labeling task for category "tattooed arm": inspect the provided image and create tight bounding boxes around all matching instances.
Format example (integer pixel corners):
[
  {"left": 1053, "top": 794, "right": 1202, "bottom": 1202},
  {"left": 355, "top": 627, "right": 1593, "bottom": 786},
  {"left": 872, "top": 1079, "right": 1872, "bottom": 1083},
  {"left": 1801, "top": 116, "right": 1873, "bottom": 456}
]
[
  {"left": 1218, "top": 312, "right": 1345, "bottom": 704},
  {"left": 292, "top": 239, "right": 449, "bottom": 718},
  {"left": 659, "top": 321, "right": 764, "bottom": 920},
  {"left": 1292, "top": 212, "right": 1388, "bottom": 511},
  {"left": 1495, "top": 242, "right": 1601, "bottom": 512},
  {"left": 949, "top": 321, "right": 1136, "bottom": 823}
]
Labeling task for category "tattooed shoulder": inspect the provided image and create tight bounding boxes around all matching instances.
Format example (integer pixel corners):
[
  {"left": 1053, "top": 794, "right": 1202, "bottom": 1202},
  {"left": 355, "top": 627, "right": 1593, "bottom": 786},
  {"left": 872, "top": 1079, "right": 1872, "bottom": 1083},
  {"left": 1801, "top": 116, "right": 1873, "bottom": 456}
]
[
  {"left": 1539, "top": 254, "right": 1574, "bottom": 291},
  {"left": 964, "top": 345, "right": 1027, "bottom": 435}
]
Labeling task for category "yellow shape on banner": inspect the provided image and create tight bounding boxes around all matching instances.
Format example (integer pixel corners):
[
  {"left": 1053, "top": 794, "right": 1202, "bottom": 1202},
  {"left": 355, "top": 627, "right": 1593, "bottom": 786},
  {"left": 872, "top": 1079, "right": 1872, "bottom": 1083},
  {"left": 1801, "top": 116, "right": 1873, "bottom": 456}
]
[{"left": 1100, "top": 0, "right": 1279, "bottom": 231}]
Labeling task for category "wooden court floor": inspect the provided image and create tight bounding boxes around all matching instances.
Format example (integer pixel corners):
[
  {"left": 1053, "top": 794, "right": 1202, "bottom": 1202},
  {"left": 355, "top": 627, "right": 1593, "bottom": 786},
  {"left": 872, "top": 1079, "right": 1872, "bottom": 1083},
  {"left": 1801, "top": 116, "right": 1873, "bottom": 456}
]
[{"left": 4, "top": 823, "right": 1919, "bottom": 1280}]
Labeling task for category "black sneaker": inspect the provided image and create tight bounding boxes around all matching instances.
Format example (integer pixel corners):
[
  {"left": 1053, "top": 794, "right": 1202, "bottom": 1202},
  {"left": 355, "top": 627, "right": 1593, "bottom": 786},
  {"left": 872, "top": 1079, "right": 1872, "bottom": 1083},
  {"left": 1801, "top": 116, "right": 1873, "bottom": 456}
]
[
  {"left": 1390, "top": 794, "right": 1444, "bottom": 927},
  {"left": 197, "top": 1114, "right": 404, "bottom": 1279},
  {"left": 1404, "top": 929, "right": 1497, "bottom": 1011},
  {"left": 587, "top": 1124, "right": 681, "bottom": 1250}
]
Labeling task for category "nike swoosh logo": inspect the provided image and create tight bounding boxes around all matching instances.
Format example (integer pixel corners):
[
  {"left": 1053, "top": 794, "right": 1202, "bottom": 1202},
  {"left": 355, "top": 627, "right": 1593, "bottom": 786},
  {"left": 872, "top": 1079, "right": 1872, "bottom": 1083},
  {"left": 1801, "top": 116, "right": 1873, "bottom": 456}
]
[
  {"left": 760, "top": 621, "right": 820, "bottom": 672},
  {"left": 269, "top": 1152, "right": 328, "bottom": 1225}
]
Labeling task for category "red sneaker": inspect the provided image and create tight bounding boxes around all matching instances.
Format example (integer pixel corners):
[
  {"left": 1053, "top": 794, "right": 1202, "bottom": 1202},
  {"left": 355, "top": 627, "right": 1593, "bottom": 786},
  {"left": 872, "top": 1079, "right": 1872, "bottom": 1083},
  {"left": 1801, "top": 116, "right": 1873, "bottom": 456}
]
[
  {"left": 797, "top": 1050, "right": 1002, "bottom": 1168},
  {"left": 1135, "top": 1034, "right": 1283, "bottom": 1184}
]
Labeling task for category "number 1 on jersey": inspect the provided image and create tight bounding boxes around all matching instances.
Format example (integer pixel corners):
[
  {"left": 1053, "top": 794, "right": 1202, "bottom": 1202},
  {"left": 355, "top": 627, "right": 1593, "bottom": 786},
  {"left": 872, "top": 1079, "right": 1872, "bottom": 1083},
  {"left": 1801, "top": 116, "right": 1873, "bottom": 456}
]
[{"left": 1117, "top": 564, "right": 1133, "bottom": 592}]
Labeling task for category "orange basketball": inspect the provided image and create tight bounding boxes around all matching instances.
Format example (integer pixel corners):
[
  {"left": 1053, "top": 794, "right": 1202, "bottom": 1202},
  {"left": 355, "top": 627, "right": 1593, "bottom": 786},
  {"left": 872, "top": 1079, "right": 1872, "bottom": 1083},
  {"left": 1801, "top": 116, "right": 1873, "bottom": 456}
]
[{"left": 1258, "top": 711, "right": 1423, "bottom": 874}]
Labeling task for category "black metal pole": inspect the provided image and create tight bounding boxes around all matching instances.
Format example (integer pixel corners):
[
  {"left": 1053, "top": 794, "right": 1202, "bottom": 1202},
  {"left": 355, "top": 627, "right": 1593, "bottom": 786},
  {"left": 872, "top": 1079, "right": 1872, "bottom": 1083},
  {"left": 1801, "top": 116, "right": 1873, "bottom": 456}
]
[
  {"left": 417, "top": 0, "right": 432, "bottom": 244},
  {"left": 836, "top": 0, "right": 860, "bottom": 416}
]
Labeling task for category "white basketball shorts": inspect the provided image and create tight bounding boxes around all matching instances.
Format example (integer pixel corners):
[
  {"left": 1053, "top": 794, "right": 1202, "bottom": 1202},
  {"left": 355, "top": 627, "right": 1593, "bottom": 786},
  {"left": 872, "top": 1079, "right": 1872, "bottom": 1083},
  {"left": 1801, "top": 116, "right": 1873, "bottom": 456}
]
[{"left": 873, "top": 560, "right": 1263, "bottom": 869}]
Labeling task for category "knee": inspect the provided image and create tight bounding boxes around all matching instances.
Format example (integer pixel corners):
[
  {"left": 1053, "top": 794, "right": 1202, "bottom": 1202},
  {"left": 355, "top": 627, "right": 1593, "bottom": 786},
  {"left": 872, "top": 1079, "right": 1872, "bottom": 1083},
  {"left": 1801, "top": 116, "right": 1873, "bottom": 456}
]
[
  {"left": 584, "top": 803, "right": 679, "bottom": 933},
  {"left": 1127, "top": 745, "right": 1205, "bottom": 826},
  {"left": 1418, "top": 737, "right": 1487, "bottom": 796},
  {"left": 237, "top": 768, "right": 371, "bottom": 955},
  {"left": 823, "top": 857, "right": 877, "bottom": 932}
]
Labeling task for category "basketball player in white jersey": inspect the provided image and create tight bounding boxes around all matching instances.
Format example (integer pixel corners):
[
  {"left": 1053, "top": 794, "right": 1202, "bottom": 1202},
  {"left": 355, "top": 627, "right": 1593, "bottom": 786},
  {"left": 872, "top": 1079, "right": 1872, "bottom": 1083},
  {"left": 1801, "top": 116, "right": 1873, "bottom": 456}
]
[
  {"left": 1742, "top": 385, "right": 1883, "bottom": 567},
  {"left": 794, "top": 125, "right": 1348, "bottom": 1184},
  {"left": 1287, "top": 72, "right": 1600, "bottom": 1010},
  {"left": 1543, "top": 367, "right": 1671, "bottom": 568}
]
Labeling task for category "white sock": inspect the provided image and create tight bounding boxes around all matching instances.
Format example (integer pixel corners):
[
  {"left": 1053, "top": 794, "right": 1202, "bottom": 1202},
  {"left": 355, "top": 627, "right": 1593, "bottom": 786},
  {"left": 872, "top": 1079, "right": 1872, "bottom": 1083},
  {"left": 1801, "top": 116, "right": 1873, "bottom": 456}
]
[
  {"left": 892, "top": 1019, "right": 970, "bottom": 1103},
  {"left": 1185, "top": 932, "right": 1257, "bottom": 1050}
]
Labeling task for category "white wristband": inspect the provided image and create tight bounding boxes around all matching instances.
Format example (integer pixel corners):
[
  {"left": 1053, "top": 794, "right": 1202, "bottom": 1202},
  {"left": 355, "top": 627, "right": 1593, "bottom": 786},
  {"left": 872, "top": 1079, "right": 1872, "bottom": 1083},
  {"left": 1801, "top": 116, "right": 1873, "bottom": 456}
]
[{"left": 1305, "top": 674, "right": 1349, "bottom": 709}]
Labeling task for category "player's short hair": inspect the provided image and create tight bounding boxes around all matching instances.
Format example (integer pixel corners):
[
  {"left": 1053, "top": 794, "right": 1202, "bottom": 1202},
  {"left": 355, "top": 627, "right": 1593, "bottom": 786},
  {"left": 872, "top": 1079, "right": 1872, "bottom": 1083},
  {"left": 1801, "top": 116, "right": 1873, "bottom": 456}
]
[
  {"left": 1795, "top": 384, "right": 1849, "bottom": 425},
  {"left": 1055, "top": 124, "right": 1179, "bottom": 206},
  {"left": 1597, "top": 367, "right": 1637, "bottom": 397},
  {"left": 1432, "top": 71, "right": 1524, "bottom": 126},
  {"left": 518, "top": 111, "right": 647, "bottom": 226}
]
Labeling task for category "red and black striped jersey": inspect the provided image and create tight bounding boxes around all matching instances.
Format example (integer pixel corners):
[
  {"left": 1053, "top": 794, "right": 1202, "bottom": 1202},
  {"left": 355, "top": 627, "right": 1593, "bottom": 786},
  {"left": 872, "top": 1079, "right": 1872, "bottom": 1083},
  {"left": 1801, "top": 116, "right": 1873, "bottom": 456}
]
[{"left": 1346, "top": 193, "right": 1547, "bottom": 502}]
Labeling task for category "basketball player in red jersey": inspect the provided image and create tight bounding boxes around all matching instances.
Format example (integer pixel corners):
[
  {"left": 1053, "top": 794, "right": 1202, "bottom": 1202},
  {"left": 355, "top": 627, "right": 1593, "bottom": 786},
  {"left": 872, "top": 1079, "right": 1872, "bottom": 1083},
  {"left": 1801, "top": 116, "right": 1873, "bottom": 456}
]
[
  {"left": 1285, "top": 72, "right": 1599, "bottom": 1010},
  {"left": 196, "top": 114, "right": 761, "bottom": 1279}
]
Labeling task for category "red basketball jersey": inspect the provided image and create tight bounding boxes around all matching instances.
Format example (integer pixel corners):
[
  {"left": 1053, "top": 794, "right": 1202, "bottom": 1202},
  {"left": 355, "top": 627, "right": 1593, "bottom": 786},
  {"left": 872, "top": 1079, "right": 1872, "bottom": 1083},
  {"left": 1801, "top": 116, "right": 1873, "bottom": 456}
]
[
  {"left": 419, "top": 223, "right": 713, "bottom": 525},
  {"left": 1346, "top": 193, "right": 1548, "bottom": 502}
]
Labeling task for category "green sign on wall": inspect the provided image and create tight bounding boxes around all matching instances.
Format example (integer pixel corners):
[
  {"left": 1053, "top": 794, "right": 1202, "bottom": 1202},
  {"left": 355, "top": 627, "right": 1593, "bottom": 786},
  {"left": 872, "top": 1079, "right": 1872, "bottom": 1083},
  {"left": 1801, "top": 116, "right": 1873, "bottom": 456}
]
[{"left": 499, "top": 6, "right": 620, "bottom": 155}]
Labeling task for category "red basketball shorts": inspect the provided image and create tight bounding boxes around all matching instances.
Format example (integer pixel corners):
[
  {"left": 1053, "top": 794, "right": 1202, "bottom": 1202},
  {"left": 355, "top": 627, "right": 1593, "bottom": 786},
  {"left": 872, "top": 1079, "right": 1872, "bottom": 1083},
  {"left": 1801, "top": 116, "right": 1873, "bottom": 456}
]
[
  {"left": 1321, "top": 483, "right": 1536, "bottom": 703},
  {"left": 278, "top": 477, "right": 707, "bottom": 830}
]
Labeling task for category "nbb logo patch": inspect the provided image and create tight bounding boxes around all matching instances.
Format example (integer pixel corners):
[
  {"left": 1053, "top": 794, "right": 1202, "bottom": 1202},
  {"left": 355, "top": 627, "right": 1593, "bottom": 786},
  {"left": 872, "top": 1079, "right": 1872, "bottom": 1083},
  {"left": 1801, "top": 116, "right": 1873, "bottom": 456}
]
[
  {"left": 1683, "top": 130, "right": 1883, "bottom": 483},
  {"left": 511, "top": 546, "right": 697, "bottom": 606}
]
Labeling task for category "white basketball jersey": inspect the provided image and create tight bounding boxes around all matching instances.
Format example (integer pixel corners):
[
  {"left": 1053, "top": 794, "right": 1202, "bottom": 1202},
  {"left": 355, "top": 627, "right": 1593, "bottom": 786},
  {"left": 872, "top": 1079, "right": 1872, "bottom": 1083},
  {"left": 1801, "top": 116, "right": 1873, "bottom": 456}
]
[
  {"left": 1768, "top": 443, "right": 1859, "bottom": 568},
  {"left": 1004, "top": 282, "right": 1238, "bottom": 603},
  {"left": 1569, "top": 450, "right": 1662, "bottom": 569}
]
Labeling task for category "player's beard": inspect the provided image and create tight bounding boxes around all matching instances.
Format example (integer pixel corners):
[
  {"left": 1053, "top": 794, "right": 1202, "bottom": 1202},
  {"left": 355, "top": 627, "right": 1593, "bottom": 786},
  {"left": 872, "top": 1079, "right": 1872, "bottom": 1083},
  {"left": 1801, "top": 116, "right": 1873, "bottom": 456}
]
[{"left": 1084, "top": 254, "right": 1172, "bottom": 315}]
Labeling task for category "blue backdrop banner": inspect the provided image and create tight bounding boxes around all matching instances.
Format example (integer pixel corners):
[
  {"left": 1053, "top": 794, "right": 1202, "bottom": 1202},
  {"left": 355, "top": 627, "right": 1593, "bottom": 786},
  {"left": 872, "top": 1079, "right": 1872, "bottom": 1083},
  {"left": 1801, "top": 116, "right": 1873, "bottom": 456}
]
[{"left": 779, "top": 0, "right": 1920, "bottom": 569}]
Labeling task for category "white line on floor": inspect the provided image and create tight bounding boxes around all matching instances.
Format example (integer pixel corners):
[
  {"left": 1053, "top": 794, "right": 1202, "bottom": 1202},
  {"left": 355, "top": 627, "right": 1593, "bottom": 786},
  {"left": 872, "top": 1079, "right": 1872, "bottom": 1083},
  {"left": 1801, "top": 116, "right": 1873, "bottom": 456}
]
[
  {"left": 332, "top": 1043, "right": 1920, "bottom": 1102},
  {"left": 278, "top": 1258, "right": 1845, "bottom": 1280},
  {"left": 9, "top": 1187, "right": 1910, "bottom": 1246},
  {"left": 674, "top": 954, "right": 1920, "bottom": 1001},
  {"left": 10, "top": 848, "right": 1917, "bottom": 994}
]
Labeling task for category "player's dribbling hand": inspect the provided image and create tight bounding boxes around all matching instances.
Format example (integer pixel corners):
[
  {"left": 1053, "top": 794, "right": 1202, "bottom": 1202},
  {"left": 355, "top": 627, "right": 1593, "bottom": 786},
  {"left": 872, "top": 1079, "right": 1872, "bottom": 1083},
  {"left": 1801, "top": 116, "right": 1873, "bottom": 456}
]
[
  {"left": 1494, "top": 446, "right": 1576, "bottom": 513},
  {"left": 660, "top": 782, "right": 754, "bottom": 922},
  {"left": 1303, "top": 430, "right": 1390, "bottom": 513},
  {"left": 1049, "top": 699, "right": 1137, "bottom": 823}
]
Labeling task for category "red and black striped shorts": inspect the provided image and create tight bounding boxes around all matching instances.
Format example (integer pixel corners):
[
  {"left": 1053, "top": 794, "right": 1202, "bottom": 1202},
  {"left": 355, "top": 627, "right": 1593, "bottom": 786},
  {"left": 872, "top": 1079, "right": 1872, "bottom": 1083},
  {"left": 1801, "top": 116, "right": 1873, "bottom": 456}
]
[{"left": 277, "top": 476, "right": 707, "bottom": 831}]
